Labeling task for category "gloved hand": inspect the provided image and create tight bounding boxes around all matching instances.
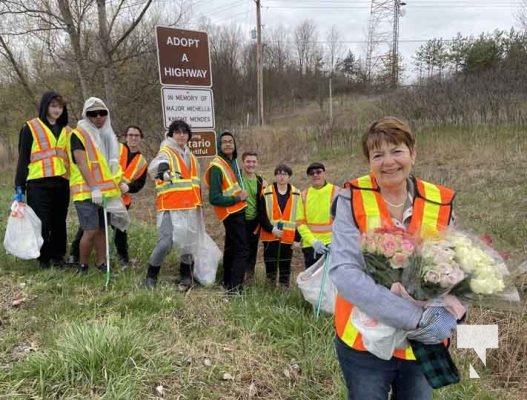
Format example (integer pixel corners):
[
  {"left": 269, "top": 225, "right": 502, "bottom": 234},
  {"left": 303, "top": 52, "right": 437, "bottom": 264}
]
[
  {"left": 91, "top": 188, "right": 103, "bottom": 205},
  {"left": 155, "top": 162, "right": 170, "bottom": 180},
  {"left": 407, "top": 306, "right": 457, "bottom": 345},
  {"left": 119, "top": 182, "right": 129, "bottom": 193},
  {"left": 272, "top": 226, "right": 283, "bottom": 238},
  {"left": 312, "top": 240, "right": 329, "bottom": 255},
  {"left": 13, "top": 186, "right": 25, "bottom": 203},
  {"left": 162, "top": 171, "right": 174, "bottom": 182}
]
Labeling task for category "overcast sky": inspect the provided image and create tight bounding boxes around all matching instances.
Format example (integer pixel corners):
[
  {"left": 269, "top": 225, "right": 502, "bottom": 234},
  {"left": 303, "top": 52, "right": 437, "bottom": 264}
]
[{"left": 188, "top": 0, "right": 520, "bottom": 81}]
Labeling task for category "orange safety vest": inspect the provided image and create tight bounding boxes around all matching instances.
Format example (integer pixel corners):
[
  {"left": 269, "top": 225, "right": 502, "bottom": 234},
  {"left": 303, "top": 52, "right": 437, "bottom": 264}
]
[
  {"left": 155, "top": 146, "right": 201, "bottom": 211},
  {"left": 334, "top": 174, "right": 455, "bottom": 360},
  {"left": 119, "top": 144, "right": 147, "bottom": 206},
  {"left": 204, "top": 156, "right": 246, "bottom": 221},
  {"left": 260, "top": 184, "right": 302, "bottom": 244},
  {"left": 26, "top": 118, "right": 69, "bottom": 180},
  {"left": 69, "top": 128, "right": 121, "bottom": 202}
]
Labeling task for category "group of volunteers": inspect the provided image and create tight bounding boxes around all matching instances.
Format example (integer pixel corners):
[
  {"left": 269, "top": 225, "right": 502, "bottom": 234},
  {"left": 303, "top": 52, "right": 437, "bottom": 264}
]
[{"left": 14, "top": 91, "right": 462, "bottom": 400}]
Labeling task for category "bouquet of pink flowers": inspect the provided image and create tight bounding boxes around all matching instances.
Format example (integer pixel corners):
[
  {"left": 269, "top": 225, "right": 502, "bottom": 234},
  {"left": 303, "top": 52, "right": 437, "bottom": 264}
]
[{"left": 360, "top": 227, "right": 417, "bottom": 287}]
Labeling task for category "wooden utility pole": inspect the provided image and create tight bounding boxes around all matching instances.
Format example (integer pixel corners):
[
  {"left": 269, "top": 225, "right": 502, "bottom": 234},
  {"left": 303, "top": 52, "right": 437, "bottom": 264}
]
[{"left": 254, "top": 0, "right": 264, "bottom": 125}]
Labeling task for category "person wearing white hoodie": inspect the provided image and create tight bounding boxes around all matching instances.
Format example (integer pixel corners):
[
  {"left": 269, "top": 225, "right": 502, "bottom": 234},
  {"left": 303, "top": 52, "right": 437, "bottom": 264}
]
[
  {"left": 142, "top": 120, "right": 202, "bottom": 291},
  {"left": 69, "top": 97, "right": 125, "bottom": 274}
]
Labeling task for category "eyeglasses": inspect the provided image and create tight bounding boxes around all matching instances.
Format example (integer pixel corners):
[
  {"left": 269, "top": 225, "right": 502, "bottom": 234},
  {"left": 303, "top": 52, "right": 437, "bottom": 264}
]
[
  {"left": 276, "top": 172, "right": 289, "bottom": 176},
  {"left": 221, "top": 140, "right": 234, "bottom": 144},
  {"left": 308, "top": 169, "right": 324, "bottom": 176},
  {"left": 126, "top": 134, "right": 141, "bottom": 138},
  {"left": 86, "top": 110, "right": 108, "bottom": 118}
]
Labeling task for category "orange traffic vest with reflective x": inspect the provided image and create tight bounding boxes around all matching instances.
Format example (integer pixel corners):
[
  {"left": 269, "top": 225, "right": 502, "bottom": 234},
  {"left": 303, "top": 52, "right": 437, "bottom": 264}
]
[
  {"left": 119, "top": 144, "right": 147, "bottom": 206},
  {"left": 155, "top": 146, "right": 202, "bottom": 211},
  {"left": 334, "top": 174, "right": 455, "bottom": 360},
  {"left": 204, "top": 156, "right": 246, "bottom": 221},
  {"left": 260, "top": 184, "right": 302, "bottom": 245},
  {"left": 69, "top": 129, "right": 121, "bottom": 202},
  {"left": 26, "top": 118, "right": 69, "bottom": 180}
]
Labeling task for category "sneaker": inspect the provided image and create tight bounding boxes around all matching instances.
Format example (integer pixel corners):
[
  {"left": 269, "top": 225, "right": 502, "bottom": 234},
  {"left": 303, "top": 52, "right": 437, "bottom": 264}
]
[
  {"left": 77, "top": 264, "right": 89, "bottom": 275},
  {"left": 50, "top": 258, "right": 66, "bottom": 268},
  {"left": 141, "top": 277, "right": 157, "bottom": 289},
  {"left": 177, "top": 277, "right": 192, "bottom": 292},
  {"left": 97, "top": 263, "right": 108, "bottom": 273}
]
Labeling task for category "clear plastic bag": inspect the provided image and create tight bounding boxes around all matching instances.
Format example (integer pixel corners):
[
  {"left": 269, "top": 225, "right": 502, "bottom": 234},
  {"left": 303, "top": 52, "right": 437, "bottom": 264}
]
[
  {"left": 351, "top": 307, "right": 408, "bottom": 360},
  {"left": 192, "top": 209, "right": 221, "bottom": 286},
  {"left": 105, "top": 197, "right": 130, "bottom": 231},
  {"left": 296, "top": 255, "right": 337, "bottom": 314},
  {"left": 3, "top": 201, "right": 43, "bottom": 259}
]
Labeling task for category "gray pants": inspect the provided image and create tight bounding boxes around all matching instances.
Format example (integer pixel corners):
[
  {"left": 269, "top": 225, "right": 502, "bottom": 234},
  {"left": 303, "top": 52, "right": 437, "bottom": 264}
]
[{"left": 148, "top": 211, "right": 193, "bottom": 266}]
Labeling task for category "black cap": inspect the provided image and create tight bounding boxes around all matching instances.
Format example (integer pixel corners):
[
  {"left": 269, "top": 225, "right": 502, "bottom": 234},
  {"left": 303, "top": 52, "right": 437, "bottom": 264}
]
[{"left": 306, "top": 162, "right": 325, "bottom": 175}]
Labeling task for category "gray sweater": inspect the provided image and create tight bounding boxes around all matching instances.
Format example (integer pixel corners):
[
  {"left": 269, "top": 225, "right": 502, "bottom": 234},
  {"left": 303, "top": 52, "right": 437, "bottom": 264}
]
[{"left": 329, "top": 187, "right": 424, "bottom": 331}]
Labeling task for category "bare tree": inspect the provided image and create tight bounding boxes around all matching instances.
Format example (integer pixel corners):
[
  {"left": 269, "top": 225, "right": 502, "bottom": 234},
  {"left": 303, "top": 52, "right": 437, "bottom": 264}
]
[{"left": 294, "top": 19, "right": 317, "bottom": 75}]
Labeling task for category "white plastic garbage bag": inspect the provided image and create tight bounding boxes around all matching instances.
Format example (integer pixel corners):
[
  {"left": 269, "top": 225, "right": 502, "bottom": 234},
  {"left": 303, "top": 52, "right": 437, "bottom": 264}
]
[
  {"left": 105, "top": 196, "right": 130, "bottom": 231},
  {"left": 192, "top": 209, "right": 221, "bottom": 286},
  {"left": 351, "top": 307, "right": 408, "bottom": 360},
  {"left": 3, "top": 201, "right": 43, "bottom": 259},
  {"left": 296, "top": 255, "right": 337, "bottom": 314}
]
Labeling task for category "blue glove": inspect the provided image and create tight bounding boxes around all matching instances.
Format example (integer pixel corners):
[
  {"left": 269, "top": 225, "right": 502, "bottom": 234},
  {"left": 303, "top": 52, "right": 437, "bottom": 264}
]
[
  {"left": 407, "top": 306, "right": 457, "bottom": 345},
  {"left": 13, "top": 186, "right": 25, "bottom": 202},
  {"left": 312, "top": 240, "right": 329, "bottom": 255}
]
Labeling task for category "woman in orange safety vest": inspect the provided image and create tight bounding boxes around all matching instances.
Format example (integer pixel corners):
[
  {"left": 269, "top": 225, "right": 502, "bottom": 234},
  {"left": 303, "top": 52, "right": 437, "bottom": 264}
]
[{"left": 329, "top": 117, "right": 461, "bottom": 400}]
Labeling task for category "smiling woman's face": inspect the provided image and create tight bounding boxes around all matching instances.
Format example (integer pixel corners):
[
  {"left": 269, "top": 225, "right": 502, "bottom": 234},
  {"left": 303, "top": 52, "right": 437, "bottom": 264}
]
[{"left": 368, "top": 141, "right": 416, "bottom": 191}]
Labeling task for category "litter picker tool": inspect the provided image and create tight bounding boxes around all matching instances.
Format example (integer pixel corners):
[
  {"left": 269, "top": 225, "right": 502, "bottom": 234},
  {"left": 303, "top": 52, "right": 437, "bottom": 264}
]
[
  {"left": 315, "top": 251, "right": 330, "bottom": 319},
  {"left": 102, "top": 196, "right": 111, "bottom": 289}
]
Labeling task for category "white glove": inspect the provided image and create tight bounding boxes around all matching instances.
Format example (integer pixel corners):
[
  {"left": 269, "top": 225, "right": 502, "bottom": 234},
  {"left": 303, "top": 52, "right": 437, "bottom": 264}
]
[
  {"left": 119, "top": 182, "right": 130, "bottom": 193},
  {"left": 312, "top": 240, "right": 329, "bottom": 255},
  {"left": 272, "top": 226, "right": 283, "bottom": 238},
  {"left": 163, "top": 171, "right": 174, "bottom": 181},
  {"left": 91, "top": 189, "right": 103, "bottom": 205}
]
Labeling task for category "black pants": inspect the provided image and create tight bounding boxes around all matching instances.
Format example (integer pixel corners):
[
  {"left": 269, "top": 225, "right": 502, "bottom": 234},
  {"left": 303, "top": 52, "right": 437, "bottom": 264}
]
[
  {"left": 263, "top": 240, "right": 293, "bottom": 287},
  {"left": 302, "top": 246, "right": 323, "bottom": 270},
  {"left": 70, "top": 209, "right": 128, "bottom": 261},
  {"left": 222, "top": 211, "right": 249, "bottom": 292},
  {"left": 245, "top": 218, "right": 260, "bottom": 278},
  {"left": 27, "top": 178, "right": 70, "bottom": 263}
]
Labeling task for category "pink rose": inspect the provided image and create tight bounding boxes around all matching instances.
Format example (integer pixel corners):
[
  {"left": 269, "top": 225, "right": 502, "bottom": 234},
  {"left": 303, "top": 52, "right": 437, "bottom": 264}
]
[{"left": 380, "top": 238, "right": 397, "bottom": 257}]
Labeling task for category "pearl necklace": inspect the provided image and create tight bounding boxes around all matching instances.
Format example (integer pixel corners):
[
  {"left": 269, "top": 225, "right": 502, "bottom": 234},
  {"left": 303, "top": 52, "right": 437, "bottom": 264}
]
[{"left": 383, "top": 198, "right": 406, "bottom": 208}]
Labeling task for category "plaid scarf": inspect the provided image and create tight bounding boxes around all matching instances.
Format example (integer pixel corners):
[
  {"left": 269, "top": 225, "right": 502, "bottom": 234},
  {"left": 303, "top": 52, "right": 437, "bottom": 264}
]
[{"left": 410, "top": 340, "right": 460, "bottom": 389}]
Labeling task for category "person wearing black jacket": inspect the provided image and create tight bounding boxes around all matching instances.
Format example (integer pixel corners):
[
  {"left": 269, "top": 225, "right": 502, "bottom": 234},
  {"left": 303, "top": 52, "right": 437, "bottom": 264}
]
[
  {"left": 14, "top": 91, "right": 70, "bottom": 269},
  {"left": 240, "top": 151, "right": 266, "bottom": 282}
]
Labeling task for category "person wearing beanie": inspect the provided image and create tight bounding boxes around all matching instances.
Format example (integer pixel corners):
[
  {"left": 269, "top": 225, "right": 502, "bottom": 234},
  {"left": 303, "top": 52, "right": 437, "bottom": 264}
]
[
  {"left": 14, "top": 91, "right": 71, "bottom": 269},
  {"left": 296, "top": 162, "right": 340, "bottom": 269},
  {"left": 204, "top": 130, "right": 249, "bottom": 294},
  {"left": 69, "top": 97, "right": 125, "bottom": 274},
  {"left": 142, "top": 119, "right": 202, "bottom": 291}
]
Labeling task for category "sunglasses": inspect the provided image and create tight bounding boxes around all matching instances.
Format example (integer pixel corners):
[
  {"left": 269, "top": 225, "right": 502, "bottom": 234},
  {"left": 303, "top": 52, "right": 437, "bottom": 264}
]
[
  {"left": 308, "top": 169, "right": 324, "bottom": 176},
  {"left": 86, "top": 110, "right": 108, "bottom": 118}
]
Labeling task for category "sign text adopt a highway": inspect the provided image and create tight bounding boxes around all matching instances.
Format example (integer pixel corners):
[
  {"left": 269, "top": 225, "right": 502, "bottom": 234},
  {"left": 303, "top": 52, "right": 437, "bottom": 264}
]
[
  {"left": 156, "top": 26, "right": 212, "bottom": 87},
  {"left": 161, "top": 87, "right": 214, "bottom": 129}
]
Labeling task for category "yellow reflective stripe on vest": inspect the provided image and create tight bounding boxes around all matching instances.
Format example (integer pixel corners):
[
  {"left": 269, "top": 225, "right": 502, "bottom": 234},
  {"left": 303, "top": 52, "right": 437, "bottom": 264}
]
[
  {"left": 210, "top": 159, "right": 242, "bottom": 195},
  {"left": 420, "top": 181, "right": 442, "bottom": 236}
]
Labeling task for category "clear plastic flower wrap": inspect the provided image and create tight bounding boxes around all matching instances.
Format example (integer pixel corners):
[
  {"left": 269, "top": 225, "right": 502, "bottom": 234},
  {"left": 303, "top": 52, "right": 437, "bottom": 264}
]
[{"left": 401, "top": 229, "right": 521, "bottom": 309}]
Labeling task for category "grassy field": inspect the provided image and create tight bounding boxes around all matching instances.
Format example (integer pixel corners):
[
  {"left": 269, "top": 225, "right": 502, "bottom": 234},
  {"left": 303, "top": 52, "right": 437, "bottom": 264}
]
[{"left": 0, "top": 101, "right": 526, "bottom": 399}]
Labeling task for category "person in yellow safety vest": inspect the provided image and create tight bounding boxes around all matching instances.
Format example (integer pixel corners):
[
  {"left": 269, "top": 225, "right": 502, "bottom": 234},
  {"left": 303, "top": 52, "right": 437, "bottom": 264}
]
[
  {"left": 329, "top": 117, "right": 460, "bottom": 400},
  {"left": 204, "top": 131, "right": 249, "bottom": 295},
  {"left": 258, "top": 164, "right": 302, "bottom": 287},
  {"left": 69, "top": 97, "right": 125, "bottom": 275},
  {"left": 67, "top": 125, "right": 147, "bottom": 267},
  {"left": 142, "top": 120, "right": 202, "bottom": 292},
  {"left": 296, "top": 162, "right": 340, "bottom": 269},
  {"left": 14, "top": 91, "right": 71, "bottom": 269}
]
